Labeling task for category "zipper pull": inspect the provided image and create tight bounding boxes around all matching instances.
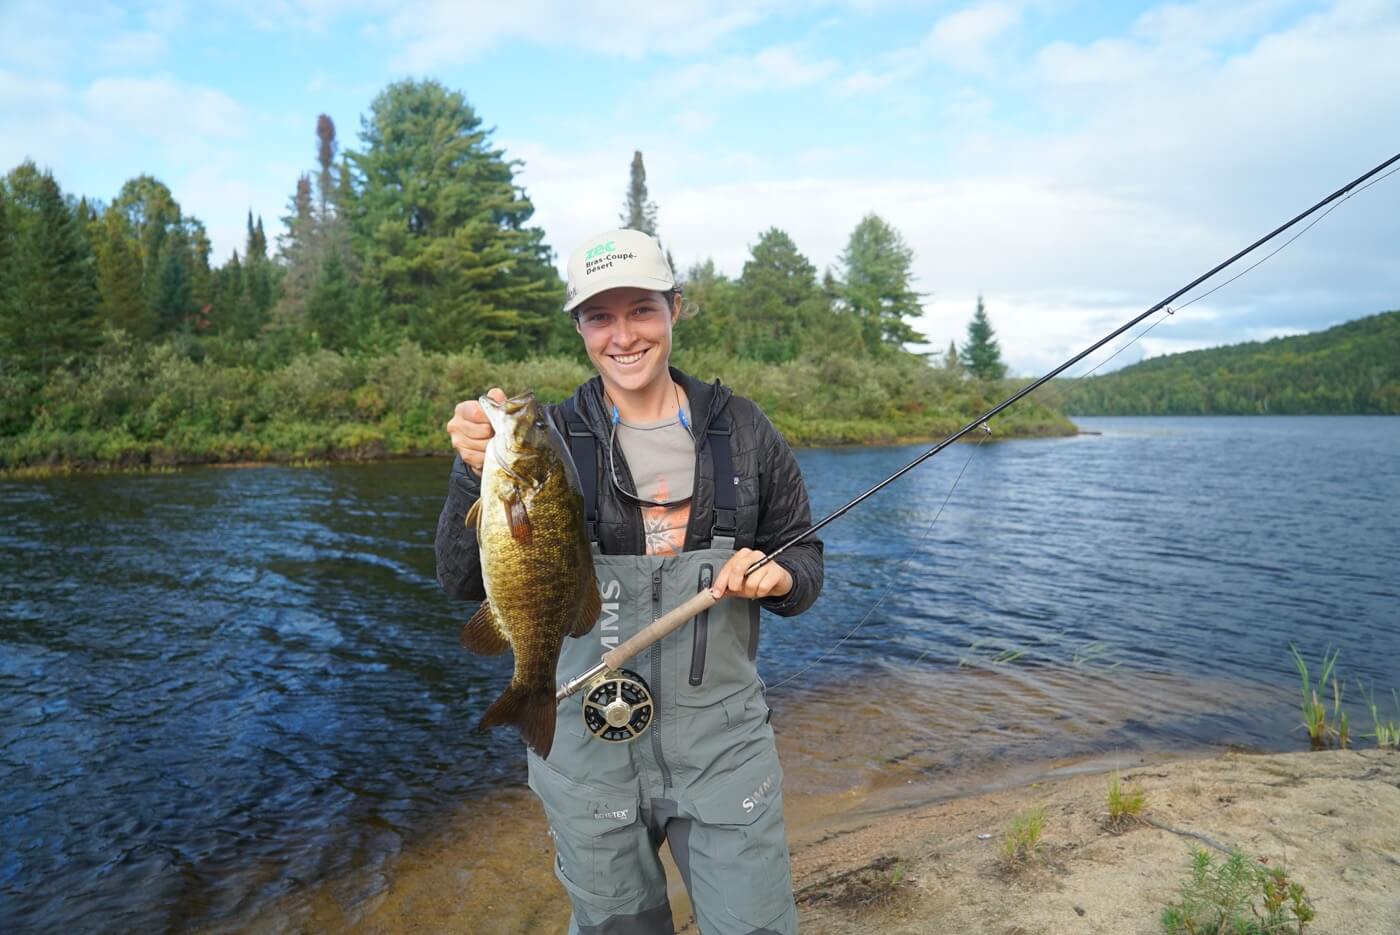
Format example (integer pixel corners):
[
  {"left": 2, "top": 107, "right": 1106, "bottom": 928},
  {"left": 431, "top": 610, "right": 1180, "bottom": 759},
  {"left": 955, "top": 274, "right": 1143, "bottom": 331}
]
[{"left": 651, "top": 568, "right": 662, "bottom": 604}]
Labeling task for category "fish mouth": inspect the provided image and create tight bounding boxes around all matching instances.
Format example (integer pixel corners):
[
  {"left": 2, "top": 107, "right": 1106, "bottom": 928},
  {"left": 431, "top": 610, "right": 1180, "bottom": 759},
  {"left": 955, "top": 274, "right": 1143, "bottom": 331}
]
[{"left": 479, "top": 391, "right": 536, "bottom": 415}]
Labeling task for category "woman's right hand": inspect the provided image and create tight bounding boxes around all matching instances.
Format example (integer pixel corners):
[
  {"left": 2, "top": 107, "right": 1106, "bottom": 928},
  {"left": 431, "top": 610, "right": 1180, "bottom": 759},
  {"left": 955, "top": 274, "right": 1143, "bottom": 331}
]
[{"left": 445, "top": 387, "right": 506, "bottom": 476}]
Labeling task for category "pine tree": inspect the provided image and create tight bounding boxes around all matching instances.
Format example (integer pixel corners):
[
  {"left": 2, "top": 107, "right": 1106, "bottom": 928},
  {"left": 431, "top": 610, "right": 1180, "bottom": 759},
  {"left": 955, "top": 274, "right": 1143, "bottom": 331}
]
[
  {"left": 243, "top": 211, "right": 274, "bottom": 325},
  {"left": 620, "top": 150, "right": 658, "bottom": 235},
  {"left": 92, "top": 207, "right": 151, "bottom": 338},
  {"left": 0, "top": 186, "right": 15, "bottom": 347},
  {"left": 275, "top": 174, "right": 317, "bottom": 317},
  {"left": 836, "top": 213, "right": 925, "bottom": 353},
  {"left": 350, "top": 79, "right": 560, "bottom": 355},
  {"left": 305, "top": 251, "right": 355, "bottom": 350},
  {"left": 151, "top": 228, "right": 193, "bottom": 332},
  {"left": 1, "top": 165, "right": 100, "bottom": 371},
  {"left": 112, "top": 175, "right": 184, "bottom": 335},
  {"left": 961, "top": 295, "right": 1006, "bottom": 380},
  {"left": 735, "top": 229, "right": 857, "bottom": 362},
  {"left": 943, "top": 340, "right": 960, "bottom": 372}
]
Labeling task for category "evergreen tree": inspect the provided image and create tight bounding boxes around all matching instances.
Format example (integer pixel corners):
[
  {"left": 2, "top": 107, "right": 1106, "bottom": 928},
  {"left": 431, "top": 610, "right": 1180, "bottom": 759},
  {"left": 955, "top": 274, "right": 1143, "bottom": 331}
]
[
  {"left": 735, "top": 228, "right": 855, "bottom": 362},
  {"left": 112, "top": 175, "right": 184, "bottom": 334},
  {"left": 305, "top": 251, "right": 355, "bottom": 350},
  {"left": 1, "top": 164, "right": 99, "bottom": 371},
  {"left": 836, "top": 213, "right": 925, "bottom": 353},
  {"left": 961, "top": 294, "right": 1006, "bottom": 380},
  {"left": 92, "top": 207, "right": 151, "bottom": 338},
  {"left": 349, "top": 79, "right": 560, "bottom": 355},
  {"left": 275, "top": 174, "right": 317, "bottom": 317},
  {"left": 943, "top": 340, "right": 960, "bottom": 372},
  {"left": 151, "top": 230, "right": 193, "bottom": 332},
  {"left": 620, "top": 150, "right": 658, "bottom": 235},
  {"left": 243, "top": 211, "right": 274, "bottom": 326}
]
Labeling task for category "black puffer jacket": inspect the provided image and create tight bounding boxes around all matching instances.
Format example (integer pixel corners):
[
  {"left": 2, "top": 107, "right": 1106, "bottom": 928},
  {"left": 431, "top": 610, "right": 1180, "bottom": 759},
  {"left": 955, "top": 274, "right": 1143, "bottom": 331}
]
[{"left": 434, "top": 367, "right": 823, "bottom": 617}]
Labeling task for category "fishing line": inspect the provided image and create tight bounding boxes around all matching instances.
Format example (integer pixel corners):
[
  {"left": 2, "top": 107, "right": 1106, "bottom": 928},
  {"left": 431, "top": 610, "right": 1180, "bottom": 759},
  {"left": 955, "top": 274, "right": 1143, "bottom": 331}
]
[
  {"left": 1072, "top": 160, "right": 1400, "bottom": 381},
  {"left": 753, "top": 152, "right": 1399, "bottom": 690},
  {"left": 766, "top": 428, "right": 991, "bottom": 692},
  {"left": 746, "top": 150, "right": 1400, "bottom": 580},
  {"left": 554, "top": 152, "right": 1400, "bottom": 740}
]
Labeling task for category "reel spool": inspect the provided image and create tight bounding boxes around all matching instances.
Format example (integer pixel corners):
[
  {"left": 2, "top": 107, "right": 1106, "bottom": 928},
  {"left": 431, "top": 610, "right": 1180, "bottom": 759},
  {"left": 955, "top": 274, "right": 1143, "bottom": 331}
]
[{"left": 580, "top": 668, "right": 653, "bottom": 743}]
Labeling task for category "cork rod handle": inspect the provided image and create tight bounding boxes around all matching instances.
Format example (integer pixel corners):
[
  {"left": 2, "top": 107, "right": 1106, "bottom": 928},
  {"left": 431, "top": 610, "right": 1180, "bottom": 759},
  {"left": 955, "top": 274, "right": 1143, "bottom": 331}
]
[{"left": 601, "top": 589, "right": 719, "bottom": 670}]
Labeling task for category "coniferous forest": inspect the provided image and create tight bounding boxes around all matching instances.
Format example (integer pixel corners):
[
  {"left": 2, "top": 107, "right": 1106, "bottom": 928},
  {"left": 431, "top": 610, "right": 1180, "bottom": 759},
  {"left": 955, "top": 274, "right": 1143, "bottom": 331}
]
[
  {"left": 0, "top": 78, "right": 1073, "bottom": 474},
  {"left": 1056, "top": 311, "right": 1400, "bottom": 415}
]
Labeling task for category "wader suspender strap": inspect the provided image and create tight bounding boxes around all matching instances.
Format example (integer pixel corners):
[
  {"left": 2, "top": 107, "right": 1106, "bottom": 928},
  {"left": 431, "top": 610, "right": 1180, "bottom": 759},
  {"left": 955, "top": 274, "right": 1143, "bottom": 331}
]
[
  {"left": 561, "top": 399, "right": 600, "bottom": 547},
  {"left": 707, "top": 412, "right": 737, "bottom": 551},
  {"left": 561, "top": 398, "right": 737, "bottom": 550}
]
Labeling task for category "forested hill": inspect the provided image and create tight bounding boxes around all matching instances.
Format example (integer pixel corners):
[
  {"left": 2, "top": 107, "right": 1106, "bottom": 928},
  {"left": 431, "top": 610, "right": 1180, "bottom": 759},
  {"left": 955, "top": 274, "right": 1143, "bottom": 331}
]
[{"left": 1059, "top": 311, "right": 1400, "bottom": 415}]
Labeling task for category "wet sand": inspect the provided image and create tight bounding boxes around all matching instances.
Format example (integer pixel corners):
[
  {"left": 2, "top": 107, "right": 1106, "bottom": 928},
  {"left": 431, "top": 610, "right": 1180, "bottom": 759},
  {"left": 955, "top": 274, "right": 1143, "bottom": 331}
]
[{"left": 226, "top": 666, "right": 1400, "bottom": 934}]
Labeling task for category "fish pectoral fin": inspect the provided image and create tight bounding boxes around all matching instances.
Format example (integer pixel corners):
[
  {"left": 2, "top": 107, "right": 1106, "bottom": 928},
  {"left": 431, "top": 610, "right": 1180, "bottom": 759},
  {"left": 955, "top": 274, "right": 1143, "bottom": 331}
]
[
  {"left": 504, "top": 493, "right": 531, "bottom": 544},
  {"left": 465, "top": 499, "right": 481, "bottom": 531},
  {"left": 571, "top": 576, "right": 602, "bottom": 637},
  {"left": 459, "top": 602, "right": 511, "bottom": 656}
]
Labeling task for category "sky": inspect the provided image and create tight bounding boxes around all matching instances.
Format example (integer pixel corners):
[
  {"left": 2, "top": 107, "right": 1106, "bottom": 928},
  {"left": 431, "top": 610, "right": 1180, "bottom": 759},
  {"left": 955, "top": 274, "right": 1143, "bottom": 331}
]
[{"left": 2, "top": 0, "right": 1397, "bottom": 374}]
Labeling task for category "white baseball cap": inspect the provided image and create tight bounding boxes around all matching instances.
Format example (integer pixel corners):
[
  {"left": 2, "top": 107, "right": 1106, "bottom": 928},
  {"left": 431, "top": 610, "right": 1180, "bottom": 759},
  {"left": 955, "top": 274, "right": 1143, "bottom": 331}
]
[{"left": 563, "top": 228, "right": 675, "bottom": 313}]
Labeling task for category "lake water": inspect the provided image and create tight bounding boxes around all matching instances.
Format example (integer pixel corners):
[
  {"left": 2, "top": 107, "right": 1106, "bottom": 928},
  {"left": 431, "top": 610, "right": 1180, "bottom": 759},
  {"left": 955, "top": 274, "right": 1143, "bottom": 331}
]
[{"left": 2, "top": 416, "right": 1397, "bottom": 932}]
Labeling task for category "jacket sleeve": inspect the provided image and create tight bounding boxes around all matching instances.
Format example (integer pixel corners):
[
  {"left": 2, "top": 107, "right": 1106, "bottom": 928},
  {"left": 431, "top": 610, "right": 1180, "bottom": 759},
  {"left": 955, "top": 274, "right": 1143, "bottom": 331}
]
[
  {"left": 434, "top": 453, "right": 486, "bottom": 602},
  {"left": 753, "top": 411, "right": 824, "bottom": 617}
]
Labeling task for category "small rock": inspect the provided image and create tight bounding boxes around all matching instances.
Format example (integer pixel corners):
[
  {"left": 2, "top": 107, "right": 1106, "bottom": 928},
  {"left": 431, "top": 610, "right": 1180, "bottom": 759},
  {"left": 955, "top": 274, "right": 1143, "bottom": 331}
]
[{"left": 1074, "top": 905, "right": 1086, "bottom": 916}]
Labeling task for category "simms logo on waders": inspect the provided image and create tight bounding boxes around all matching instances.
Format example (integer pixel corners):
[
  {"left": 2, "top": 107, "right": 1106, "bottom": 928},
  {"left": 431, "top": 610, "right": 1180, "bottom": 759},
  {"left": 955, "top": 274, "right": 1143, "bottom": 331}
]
[
  {"left": 742, "top": 770, "right": 778, "bottom": 813},
  {"left": 599, "top": 578, "right": 621, "bottom": 650}
]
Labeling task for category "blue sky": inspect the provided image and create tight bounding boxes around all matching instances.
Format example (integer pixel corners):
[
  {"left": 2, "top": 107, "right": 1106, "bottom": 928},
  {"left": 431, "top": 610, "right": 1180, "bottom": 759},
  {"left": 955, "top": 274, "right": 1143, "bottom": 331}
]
[{"left": 2, "top": 0, "right": 1397, "bottom": 373}]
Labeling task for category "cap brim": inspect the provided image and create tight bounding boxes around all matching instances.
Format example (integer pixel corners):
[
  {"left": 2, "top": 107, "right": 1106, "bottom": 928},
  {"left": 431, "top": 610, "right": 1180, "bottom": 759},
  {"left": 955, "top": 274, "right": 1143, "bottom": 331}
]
[{"left": 564, "top": 275, "right": 676, "bottom": 313}]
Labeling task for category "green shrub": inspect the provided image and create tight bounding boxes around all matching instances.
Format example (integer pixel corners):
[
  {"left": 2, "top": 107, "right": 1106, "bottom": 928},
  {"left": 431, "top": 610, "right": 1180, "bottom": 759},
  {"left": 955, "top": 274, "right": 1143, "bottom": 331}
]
[{"left": 1160, "top": 847, "right": 1314, "bottom": 934}]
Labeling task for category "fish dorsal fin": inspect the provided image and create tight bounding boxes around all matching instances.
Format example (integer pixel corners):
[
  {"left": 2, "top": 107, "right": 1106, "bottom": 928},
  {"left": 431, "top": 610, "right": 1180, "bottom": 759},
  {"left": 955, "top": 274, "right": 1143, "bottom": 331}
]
[
  {"left": 465, "top": 498, "right": 481, "bottom": 531},
  {"left": 459, "top": 601, "right": 510, "bottom": 656},
  {"left": 572, "top": 575, "right": 602, "bottom": 637}
]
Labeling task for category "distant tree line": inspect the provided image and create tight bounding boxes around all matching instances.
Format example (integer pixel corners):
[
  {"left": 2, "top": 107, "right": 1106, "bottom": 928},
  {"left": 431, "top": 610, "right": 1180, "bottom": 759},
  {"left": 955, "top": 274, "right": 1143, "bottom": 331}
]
[
  {"left": 1057, "top": 311, "right": 1400, "bottom": 415},
  {"left": 0, "top": 78, "right": 1034, "bottom": 469}
]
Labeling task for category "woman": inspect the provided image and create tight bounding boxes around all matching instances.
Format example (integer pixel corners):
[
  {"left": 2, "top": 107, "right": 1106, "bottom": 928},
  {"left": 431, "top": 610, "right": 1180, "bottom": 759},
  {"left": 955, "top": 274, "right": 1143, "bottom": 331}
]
[{"left": 436, "top": 228, "right": 823, "bottom": 935}]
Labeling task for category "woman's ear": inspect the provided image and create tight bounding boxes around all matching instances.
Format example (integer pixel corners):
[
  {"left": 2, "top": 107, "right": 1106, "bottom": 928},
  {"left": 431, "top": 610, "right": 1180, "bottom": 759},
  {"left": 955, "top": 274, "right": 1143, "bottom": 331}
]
[{"left": 671, "top": 292, "right": 682, "bottom": 324}]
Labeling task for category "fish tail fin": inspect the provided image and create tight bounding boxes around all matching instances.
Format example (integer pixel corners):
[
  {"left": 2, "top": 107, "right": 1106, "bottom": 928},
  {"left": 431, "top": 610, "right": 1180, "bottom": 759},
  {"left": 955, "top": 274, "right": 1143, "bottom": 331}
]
[{"left": 478, "top": 682, "right": 557, "bottom": 759}]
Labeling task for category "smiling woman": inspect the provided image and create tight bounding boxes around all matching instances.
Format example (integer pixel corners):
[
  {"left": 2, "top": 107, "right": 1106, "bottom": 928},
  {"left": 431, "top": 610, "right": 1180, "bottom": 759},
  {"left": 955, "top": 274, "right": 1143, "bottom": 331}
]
[{"left": 437, "top": 228, "right": 825, "bottom": 934}]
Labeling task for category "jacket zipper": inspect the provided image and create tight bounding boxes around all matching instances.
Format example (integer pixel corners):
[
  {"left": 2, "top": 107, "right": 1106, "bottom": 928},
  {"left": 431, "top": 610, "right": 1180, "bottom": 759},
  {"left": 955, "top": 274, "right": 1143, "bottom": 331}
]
[
  {"left": 649, "top": 567, "right": 672, "bottom": 791},
  {"left": 689, "top": 564, "right": 713, "bottom": 685}
]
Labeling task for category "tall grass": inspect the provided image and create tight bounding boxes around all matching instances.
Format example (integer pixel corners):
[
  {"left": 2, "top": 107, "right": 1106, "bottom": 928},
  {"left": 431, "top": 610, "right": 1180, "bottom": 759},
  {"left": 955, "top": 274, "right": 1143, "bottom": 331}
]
[{"left": 1289, "top": 645, "right": 1349, "bottom": 750}]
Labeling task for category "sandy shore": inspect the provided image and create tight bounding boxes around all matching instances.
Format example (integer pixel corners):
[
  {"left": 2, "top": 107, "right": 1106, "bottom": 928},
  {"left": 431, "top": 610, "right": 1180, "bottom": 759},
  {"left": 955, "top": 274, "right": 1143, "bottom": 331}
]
[{"left": 243, "top": 745, "right": 1399, "bottom": 934}]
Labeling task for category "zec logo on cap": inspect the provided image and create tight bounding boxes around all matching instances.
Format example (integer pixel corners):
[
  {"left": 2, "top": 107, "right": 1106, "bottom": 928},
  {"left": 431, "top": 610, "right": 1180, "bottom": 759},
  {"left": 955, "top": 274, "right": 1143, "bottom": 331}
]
[{"left": 564, "top": 228, "right": 675, "bottom": 313}]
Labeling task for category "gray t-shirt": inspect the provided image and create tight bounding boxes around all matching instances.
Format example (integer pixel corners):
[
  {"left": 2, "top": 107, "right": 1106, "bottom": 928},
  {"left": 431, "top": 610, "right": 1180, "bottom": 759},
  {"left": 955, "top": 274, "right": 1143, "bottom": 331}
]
[{"left": 615, "top": 413, "right": 695, "bottom": 555}]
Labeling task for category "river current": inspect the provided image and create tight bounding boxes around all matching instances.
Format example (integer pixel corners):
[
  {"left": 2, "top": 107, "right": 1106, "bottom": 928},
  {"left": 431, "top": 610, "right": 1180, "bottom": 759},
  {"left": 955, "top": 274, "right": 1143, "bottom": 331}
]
[{"left": 2, "top": 416, "right": 1396, "bottom": 931}]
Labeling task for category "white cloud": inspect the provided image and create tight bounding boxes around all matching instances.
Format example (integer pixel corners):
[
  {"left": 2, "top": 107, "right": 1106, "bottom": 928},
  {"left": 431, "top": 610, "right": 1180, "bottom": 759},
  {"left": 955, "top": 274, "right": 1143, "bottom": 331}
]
[
  {"left": 668, "top": 44, "right": 839, "bottom": 93},
  {"left": 380, "top": 0, "right": 773, "bottom": 67},
  {"left": 96, "top": 30, "right": 169, "bottom": 67},
  {"left": 923, "top": 2, "right": 1022, "bottom": 70},
  {"left": 672, "top": 110, "right": 715, "bottom": 133},
  {"left": 83, "top": 76, "right": 247, "bottom": 147}
]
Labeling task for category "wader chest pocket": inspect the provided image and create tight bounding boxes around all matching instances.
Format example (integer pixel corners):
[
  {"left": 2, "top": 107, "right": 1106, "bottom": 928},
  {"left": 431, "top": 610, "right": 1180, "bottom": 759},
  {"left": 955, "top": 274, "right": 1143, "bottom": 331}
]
[
  {"left": 527, "top": 753, "right": 643, "bottom": 904},
  {"left": 675, "top": 593, "right": 759, "bottom": 708}
]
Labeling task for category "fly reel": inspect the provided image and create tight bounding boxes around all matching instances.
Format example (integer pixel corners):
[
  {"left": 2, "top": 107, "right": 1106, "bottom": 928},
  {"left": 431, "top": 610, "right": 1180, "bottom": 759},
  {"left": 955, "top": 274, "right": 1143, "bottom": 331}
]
[{"left": 580, "top": 668, "right": 653, "bottom": 743}]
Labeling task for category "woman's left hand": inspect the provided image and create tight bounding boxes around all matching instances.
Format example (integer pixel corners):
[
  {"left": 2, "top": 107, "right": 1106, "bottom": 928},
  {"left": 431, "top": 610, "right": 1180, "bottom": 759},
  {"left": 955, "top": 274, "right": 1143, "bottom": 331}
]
[{"left": 711, "top": 548, "right": 793, "bottom": 601}]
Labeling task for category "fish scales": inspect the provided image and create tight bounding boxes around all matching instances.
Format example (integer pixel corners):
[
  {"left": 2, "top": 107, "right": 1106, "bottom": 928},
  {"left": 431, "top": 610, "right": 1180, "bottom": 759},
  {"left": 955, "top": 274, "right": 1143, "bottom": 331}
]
[{"left": 460, "top": 391, "right": 600, "bottom": 758}]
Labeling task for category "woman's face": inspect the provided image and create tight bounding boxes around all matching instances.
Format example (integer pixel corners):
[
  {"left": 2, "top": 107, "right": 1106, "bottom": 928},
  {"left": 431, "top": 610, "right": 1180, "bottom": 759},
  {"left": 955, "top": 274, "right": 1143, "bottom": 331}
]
[{"left": 574, "top": 287, "right": 681, "bottom": 397}]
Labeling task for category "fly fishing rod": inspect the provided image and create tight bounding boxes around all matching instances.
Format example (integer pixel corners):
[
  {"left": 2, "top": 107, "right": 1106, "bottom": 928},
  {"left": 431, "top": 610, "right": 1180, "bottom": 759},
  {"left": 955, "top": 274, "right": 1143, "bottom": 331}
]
[{"left": 557, "top": 150, "right": 1400, "bottom": 742}]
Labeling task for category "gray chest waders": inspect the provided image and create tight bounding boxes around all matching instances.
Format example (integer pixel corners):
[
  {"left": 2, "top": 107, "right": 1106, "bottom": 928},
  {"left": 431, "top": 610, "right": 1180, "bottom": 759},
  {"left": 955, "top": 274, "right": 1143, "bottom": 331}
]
[{"left": 521, "top": 402, "right": 797, "bottom": 935}]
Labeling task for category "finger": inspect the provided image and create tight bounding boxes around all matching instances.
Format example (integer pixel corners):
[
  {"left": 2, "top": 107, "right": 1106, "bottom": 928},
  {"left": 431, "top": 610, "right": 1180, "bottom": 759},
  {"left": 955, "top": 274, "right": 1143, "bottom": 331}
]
[
  {"left": 729, "top": 550, "right": 762, "bottom": 596},
  {"left": 454, "top": 420, "right": 493, "bottom": 440},
  {"left": 711, "top": 554, "right": 744, "bottom": 600},
  {"left": 486, "top": 387, "right": 507, "bottom": 404},
  {"left": 454, "top": 399, "right": 482, "bottom": 421}
]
